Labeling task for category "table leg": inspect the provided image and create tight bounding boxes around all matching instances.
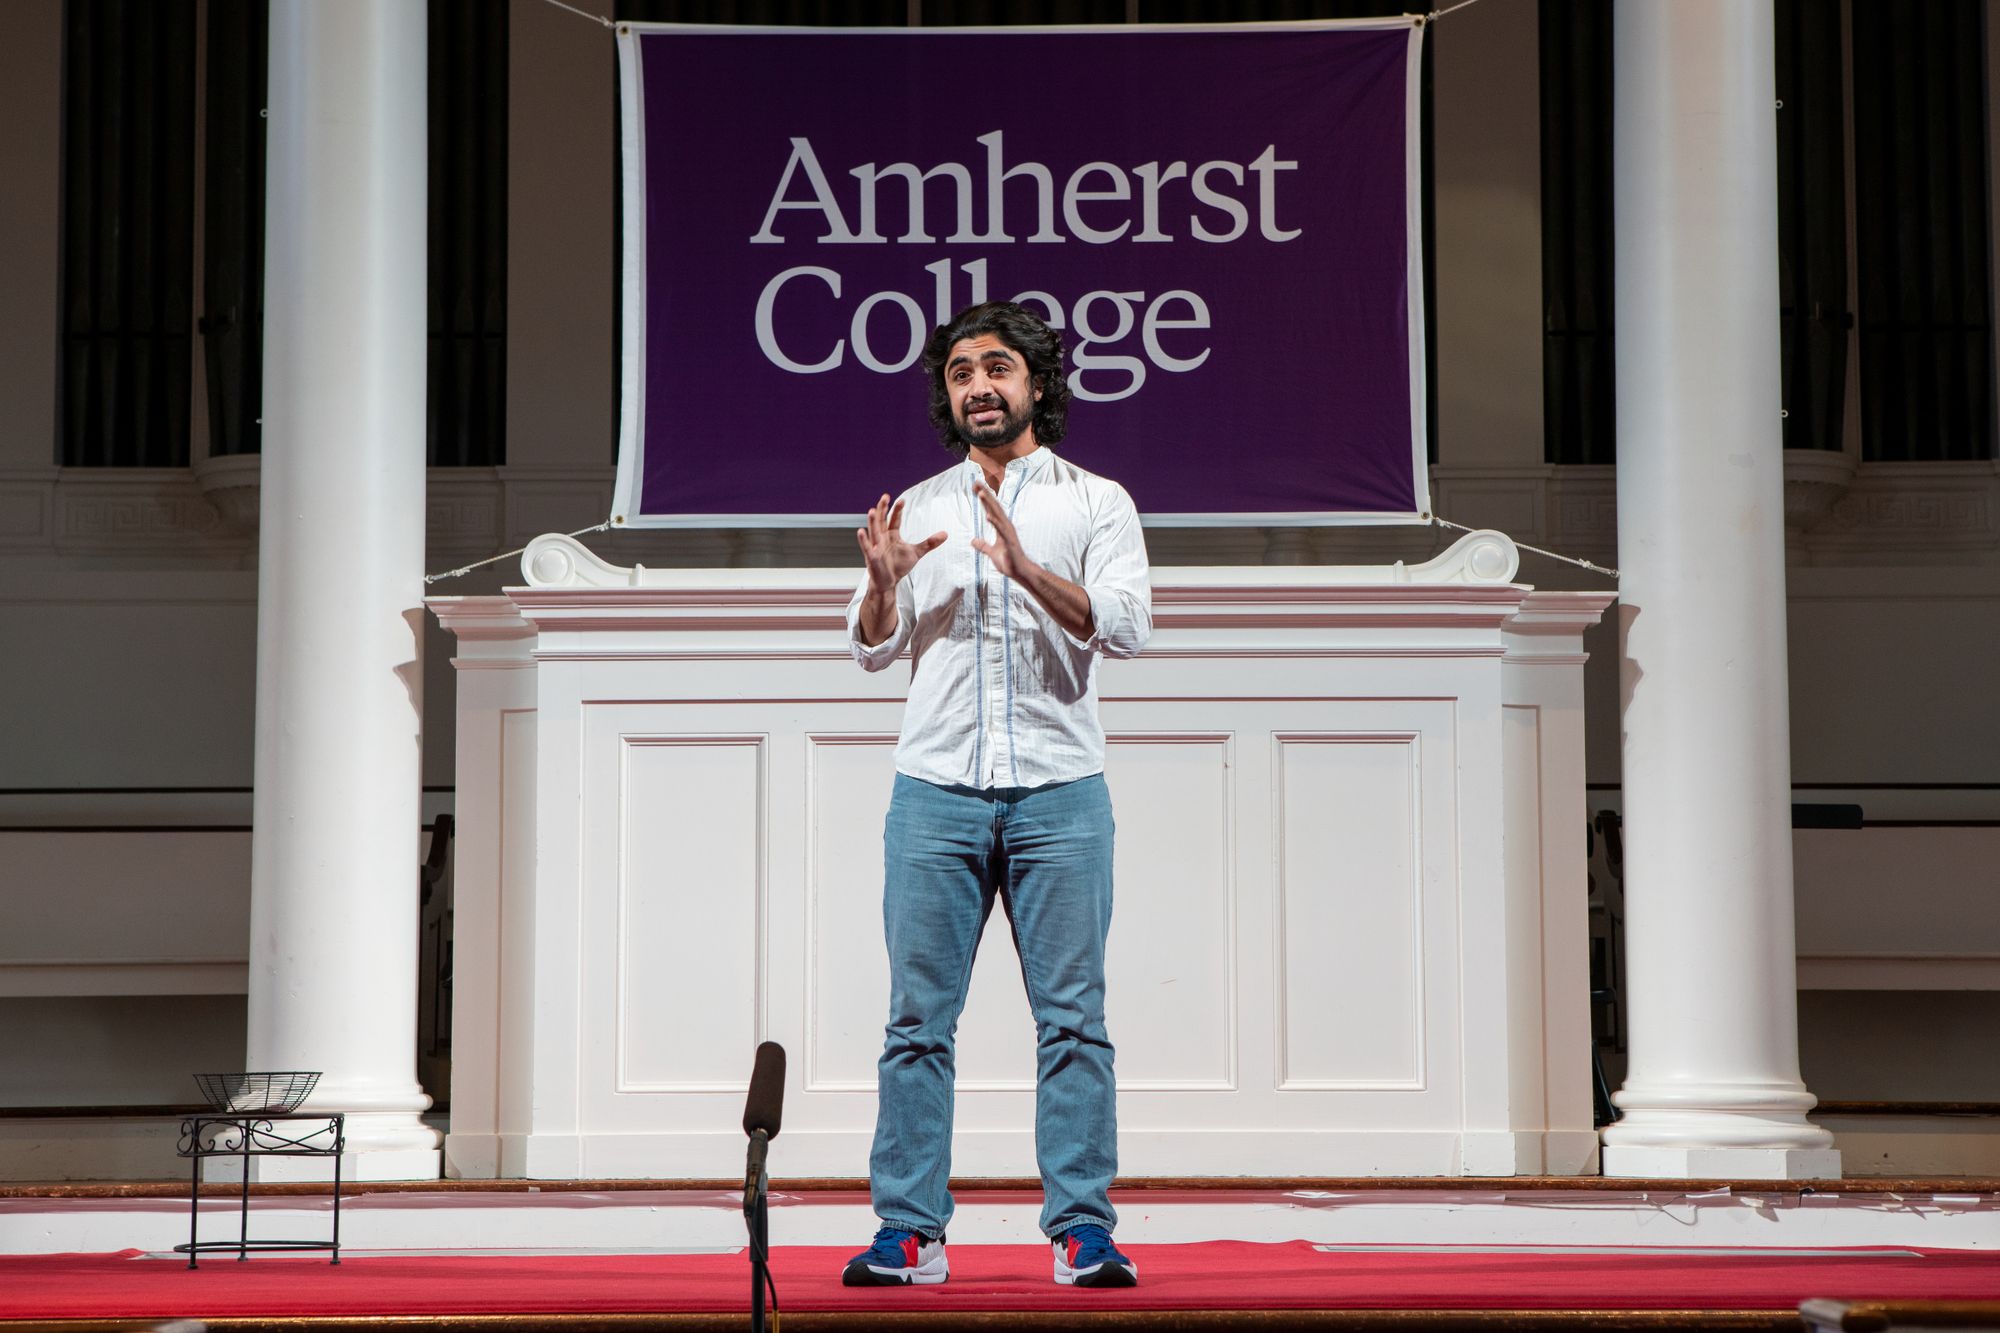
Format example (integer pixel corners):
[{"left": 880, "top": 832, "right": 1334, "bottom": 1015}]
[
  {"left": 186, "top": 1121, "right": 202, "bottom": 1270},
  {"left": 330, "top": 1114, "right": 343, "bottom": 1265},
  {"left": 238, "top": 1120, "right": 252, "bottom": 1261}
]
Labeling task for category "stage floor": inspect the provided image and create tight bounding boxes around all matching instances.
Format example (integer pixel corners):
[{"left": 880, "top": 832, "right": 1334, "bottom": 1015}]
[
  {"left": 2, "top": 1183, "right": 1998, "bottom": 1330},
  {"left": 5, "top": 1240, "right": 2000, "bottom": 1331}
]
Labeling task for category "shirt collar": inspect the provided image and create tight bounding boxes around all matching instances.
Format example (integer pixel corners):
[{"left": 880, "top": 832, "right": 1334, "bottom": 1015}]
[{"left": 963, "top": 447, "right": 1050, "bottom": 482}]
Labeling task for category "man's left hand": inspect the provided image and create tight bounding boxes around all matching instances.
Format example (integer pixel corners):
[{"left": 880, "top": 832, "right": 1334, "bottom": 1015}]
[
  {"left": 970, "top": 475, "right": 1099, "bottom": 642},
  {"left": 970, "top": 476, "right": 1037, "bottom": 580}
]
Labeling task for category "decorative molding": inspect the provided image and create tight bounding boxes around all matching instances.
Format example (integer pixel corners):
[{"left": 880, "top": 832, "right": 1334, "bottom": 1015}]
[
  {"left": 1823, "top": 490, "right": 1991, "bottom": 535},
  {"left": 527, "top": 649, "right": 856, "bottom": 663},
  {"left": 1797, "top": 952, "right": 2000, "bottom": 991},
  {"left": 1508, "top": 590, "right": 1619, "bottom": 630},
  {"left": 1127, "top": 646, "right": 1509, "bottom": 659},
  {"left": 427, "top": 595, "right": 538, "bottom": 670},
  {"left": 0, "top": 959, "right": 248, "bottom": 997},
  {"left": 426, "top": 595, "right": 536, "bottom": 642},
  {"left": 1547, "top": 472, "right": 1620, "bottom": 561},
  {"left": 0, "top": 479, "right": 53, "bottom": 545},
  {"left": 1783, "top": 450, "right": 1859, "bottom": 535},
  {"left": 494, "top": 540, "right": 1594, "bottom": 665},
  {"left": 0, "top": 789, "right": 253, "bottom": 827},
  {"left": 427, "top": 488, "right": 504, "bottom": 560},
  {"left": 1402, "top": 528, "right": 1522, "bottom": 584},
  {"left": 1503, "top": 590, "right": 1618, "bottom": 665},
  {"left": 1797, "top": 467, "right": 2000, "bottom": 567},
  {"left": 522, "top": 529, "right": 1526, "bottom": 592},
  {"left": 190, "top": 453, "right": 262, "bottom": 535},
  {"left": 58, "top": 480, "right": 225, "bottom": 553},
  {"left": 522, "top": 531, "right": 636, "bottom": 588},
  {"left": 1155, "top": 583, "right": 1526, "bottom": 604},
  {"left": 510, "top": 587, "right": 1538, "bottom": 647}
]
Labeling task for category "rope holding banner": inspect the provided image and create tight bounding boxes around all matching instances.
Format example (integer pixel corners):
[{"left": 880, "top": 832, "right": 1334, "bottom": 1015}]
[
  {"left": 1424, "top": 0, "right": 1491, "bottom": 21},
  {"left": 1432, "top": 516, "right": 1620, "bottom": 580},
  {"left": 537, "top": 0, "right": 614, "bottom": 30},
  {"left": 424, "top": 522, "right": 614, "bottom": 586}
]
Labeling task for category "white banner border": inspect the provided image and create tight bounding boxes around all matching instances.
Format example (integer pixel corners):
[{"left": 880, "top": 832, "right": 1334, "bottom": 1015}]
[{"left": 610, "top": 17, "right": 1431, "bottom": 531}]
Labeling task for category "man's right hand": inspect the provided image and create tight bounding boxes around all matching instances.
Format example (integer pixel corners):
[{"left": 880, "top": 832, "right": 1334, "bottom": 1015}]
[{"left": 855, "top": 494, "right": 946, "bottom": 646}]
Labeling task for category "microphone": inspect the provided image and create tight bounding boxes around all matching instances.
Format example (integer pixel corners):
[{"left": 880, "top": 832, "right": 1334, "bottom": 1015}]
[
  {"left": 744, "top": 1041, "right": 786, "bottom": 1141},
  {"left": 742, "top": 1041, "right": 786, "bottom": 1213},
  {"left": 742, "top": 1042, "right": 786, "bottom": 1333}
]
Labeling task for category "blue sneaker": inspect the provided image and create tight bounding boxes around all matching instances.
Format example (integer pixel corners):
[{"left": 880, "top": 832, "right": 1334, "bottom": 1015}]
[
  {"left": 841, "top": 1224, "right": 948, "bottom": 1286},
  {"left": 1053, "top": 1223, "right": 1137, "bottom": 1287}
]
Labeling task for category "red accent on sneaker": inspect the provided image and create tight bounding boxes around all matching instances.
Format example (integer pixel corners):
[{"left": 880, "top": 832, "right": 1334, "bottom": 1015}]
[
  {"left": 1065, "top": 1235, "right": 1084, "bottom": 1266},
  {"left": 902, "top": 1235, "right": 920, "bottom": 1266}
]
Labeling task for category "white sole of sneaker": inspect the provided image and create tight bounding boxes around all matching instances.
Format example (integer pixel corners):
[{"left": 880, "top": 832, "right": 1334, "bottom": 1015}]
[
  {"left": 847, "top": 1254, "right": 949, "bottom": 1286},
  {"left": 1052, "top": 1252, "right": 1138, "bottom": 1287}
]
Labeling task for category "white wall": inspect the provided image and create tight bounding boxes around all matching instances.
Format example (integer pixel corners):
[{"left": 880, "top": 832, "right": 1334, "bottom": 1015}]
[
  {"left": 0, "top": 998, "right": 248, "bottom": 1107},
  {"left": 0, "top": 1, "right": 60, "bottom": 474},
  {"left": 505, "top": 0, "right": 615, "bottom": 473},
  {"left": 1432, "top": 0, "right": 1545, "bottom": 469},
  {"left": 1786, "top": 568, "right": 2000, "bottom": 785},
  {"left": 0, "top": 576, "right": 257, "bottom": 787}
]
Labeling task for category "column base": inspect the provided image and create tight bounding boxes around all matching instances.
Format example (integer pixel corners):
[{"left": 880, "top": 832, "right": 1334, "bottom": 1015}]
[
  {"left": 1600, "top": 1144, "right": 1842, "bottom": 1180},
  {"left": 211, "top": 1146, "right": 442, "bottom": 1183}
]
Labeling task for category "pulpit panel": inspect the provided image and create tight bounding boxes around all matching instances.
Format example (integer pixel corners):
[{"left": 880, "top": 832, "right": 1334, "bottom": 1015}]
[
  {"left": 1275, "top": 731, "right": 1427, "bottom": 1090},
  {"left": 580, "top": 708, "right": 766, "bottom": 1109},
  {"left": 1100, "top": 734, "right": 1237, "bottom": 1091}
]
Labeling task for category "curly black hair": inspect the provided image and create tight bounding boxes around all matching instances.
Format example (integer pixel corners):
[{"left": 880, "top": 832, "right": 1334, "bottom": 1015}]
[{"left": 920, "top": 300, "right": 1072, "bottom": 456}]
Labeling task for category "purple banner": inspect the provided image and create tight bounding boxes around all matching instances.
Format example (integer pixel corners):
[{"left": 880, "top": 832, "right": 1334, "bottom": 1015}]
[{"left": 614, "top": 21, "right": 1426, "bottom": 526}]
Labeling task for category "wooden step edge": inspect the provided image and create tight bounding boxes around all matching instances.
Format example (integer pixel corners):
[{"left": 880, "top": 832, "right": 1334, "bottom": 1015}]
[
  {"left": 0, "top": 1309, "right": 1807, "bottom": 1332},
  {"left": 5, "top": 1175, "right": 1998, "bottom": 1201}
]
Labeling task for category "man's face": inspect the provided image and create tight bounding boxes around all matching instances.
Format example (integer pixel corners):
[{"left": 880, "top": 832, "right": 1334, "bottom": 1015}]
[{"left": 945, "top": 334, "right": 1040, "bottom": 451}]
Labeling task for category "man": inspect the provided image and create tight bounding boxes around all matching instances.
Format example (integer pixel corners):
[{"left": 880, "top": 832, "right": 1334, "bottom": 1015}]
[{"left": 841, "top": 301, "right": 1152, "bottom": 1289}]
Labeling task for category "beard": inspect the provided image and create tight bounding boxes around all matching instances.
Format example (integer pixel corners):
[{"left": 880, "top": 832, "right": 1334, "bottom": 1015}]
[{"left": 953, "top": 394, "right": 1036, "bottom": 452}]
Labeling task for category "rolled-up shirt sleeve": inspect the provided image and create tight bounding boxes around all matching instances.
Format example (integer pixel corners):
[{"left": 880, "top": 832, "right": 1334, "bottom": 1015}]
[
  {"left": 846, "top": 571, "right": 915, "bottom": 671},
  {"left": 1061, "top": 481, "right": 1152, "bottom": 659}
]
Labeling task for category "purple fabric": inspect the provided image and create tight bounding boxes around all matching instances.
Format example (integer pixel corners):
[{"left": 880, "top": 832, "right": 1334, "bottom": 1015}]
[{"left": 629, "top": 24, "right": 1419, "bottom": 521}]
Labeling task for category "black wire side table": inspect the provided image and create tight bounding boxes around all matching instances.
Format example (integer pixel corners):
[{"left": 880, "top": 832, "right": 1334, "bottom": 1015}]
[{"left": 175, "top": 1112, "right": 345, "bottom": 1268}]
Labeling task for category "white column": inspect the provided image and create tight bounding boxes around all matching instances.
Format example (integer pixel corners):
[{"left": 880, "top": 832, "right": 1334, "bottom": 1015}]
[
  {"left": 1602, "top": 0, "right": 1838, "bottom": 1179},
  {"left": 247, "top": 0, "right": 439, "bottom": 1179}
]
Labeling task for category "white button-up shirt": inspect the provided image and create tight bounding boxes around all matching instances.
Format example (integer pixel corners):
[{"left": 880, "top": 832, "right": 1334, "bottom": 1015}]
[{"left": 846, "top": 448, "right": 1153, "bottom": 789}]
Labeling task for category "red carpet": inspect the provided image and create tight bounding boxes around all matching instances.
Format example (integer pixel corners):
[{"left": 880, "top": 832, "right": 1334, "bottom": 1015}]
[{"left": 1, "top": 1244, "right": 1998, "bottom": 1320}]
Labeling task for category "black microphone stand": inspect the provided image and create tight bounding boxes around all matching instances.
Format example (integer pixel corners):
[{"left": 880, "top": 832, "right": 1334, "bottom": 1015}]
[{"left": 743, "top": 1126, "right": 771, "bottom": 1333}]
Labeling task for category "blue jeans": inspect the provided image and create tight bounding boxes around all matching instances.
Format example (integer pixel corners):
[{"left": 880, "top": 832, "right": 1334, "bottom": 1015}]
[{"left": 870, "top": 772, "right": 1119, "bottom": 1240}]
